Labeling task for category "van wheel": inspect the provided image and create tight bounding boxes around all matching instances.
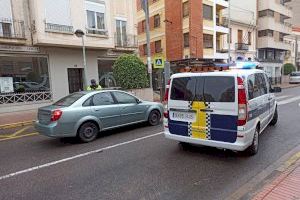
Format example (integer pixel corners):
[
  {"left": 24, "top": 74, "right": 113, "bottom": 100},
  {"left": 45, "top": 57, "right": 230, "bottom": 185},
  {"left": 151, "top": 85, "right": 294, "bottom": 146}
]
[
  {"left": 269, "top": 107, "right": 278, "bottom": 126},
  {"left": 245, "top": 127, "right": 259, "bottom": 156},
  {"left": 179, "top": 142, "right": 190, "bottom": 150},
  {"left": 77, "top": 122, "right": 99, "bottom": 143},
  {"left": 148, "top": 110, "right": 161, "bottom": 126}
]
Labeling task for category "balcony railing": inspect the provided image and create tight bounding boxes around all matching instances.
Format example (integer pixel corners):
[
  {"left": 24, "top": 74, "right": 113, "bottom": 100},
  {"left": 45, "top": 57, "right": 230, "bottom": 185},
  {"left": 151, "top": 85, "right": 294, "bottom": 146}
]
[
  {"left": 0, "top": 18, "right": 25, "bottom": 39},
  {"left": 86, "top": 28, "right": 108, "bottom": 36},
  {"left": 235, "top": 43, "right": 249, "bottom": 51},
  {"left": 216, "top": 17, "right": 228, "bottom": 27},
  {"left": 45, "top": 23, "right": 73, "bottom": 34},
  {"left": 114, "top": 33, "right": 138, "bottom": 48}
]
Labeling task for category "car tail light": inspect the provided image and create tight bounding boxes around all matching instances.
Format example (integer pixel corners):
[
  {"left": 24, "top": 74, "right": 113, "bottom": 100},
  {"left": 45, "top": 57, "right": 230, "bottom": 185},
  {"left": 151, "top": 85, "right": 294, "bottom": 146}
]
[
  {"left": 237, "top": 77, "right": 247, "bottom": 126},
  {"left": 51, "top": 110, "right": 63, "bottom": 122},
  {"left": 164, "top": 79, "right": 171, "bottom": 102}
]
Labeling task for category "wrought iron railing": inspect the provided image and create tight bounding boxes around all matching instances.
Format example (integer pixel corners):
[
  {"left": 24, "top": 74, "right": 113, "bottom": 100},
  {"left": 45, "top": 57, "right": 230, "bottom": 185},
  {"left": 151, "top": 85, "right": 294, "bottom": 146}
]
[
  {"left": 114, "top": 33, "right": 138, "bottom": 48},
  {"left": 0, "top": 91, "right": 52, "bottom": 105},
  {"left": 235, "top": 43, "right": 249, "bottom": 51},
  {"left": 45, "top": 23, "right": 73, "bottom": 33},
  {"left": 86, "top": 28, "right": 108, "bottom": 36},
  {"left": 0, "top": 18, "right": 25, "bottom": 39}
]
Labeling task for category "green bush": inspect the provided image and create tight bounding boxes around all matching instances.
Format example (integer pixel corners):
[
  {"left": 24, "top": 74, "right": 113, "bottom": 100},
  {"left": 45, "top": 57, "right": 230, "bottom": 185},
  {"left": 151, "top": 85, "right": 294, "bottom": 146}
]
[
  {"left": 113, "top": 54, "right": 149, "bottom": 89},
  {"left": 283, "top": 63, "right": 296, "bottom": 75}
]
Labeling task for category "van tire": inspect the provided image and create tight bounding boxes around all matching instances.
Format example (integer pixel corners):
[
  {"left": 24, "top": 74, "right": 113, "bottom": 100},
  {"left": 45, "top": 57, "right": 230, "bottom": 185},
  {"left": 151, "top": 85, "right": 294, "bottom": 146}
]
[
  {"left": 245, "top": 127, "right": 259, "bottom": 156},
  {"left": 269, "top": 107, "right": 278, "bottom": 126},
  {"left": 77, "top": 122, "right": 99, "bottom": 143},
  {"left": 179, "top": 142, "right": 190, "bottom": 150}
]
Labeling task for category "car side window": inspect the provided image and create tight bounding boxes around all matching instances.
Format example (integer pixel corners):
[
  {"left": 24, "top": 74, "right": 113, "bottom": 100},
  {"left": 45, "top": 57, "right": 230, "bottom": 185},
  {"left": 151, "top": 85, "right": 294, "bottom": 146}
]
[
  {"left": 82, "top": 97, "right": 92, "bottom": 107},
  {"left": 92, "top": 92, "right": 115, "bottom": 106},
  {"left": 113, "top": 92, "right": 137, "bottom": 104}
]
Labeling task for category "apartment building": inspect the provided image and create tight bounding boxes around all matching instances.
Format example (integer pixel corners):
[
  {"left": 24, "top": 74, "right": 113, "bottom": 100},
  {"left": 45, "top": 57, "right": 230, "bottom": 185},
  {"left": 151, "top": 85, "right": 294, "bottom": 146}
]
[
  {"left": 221, "top": 0, "right": 257, "bottom": 62},
  {"left": 284, "top": 27, "right": 300, "bottom": 69},
  {"left": 0, "top": 0, "right": 137, "bottom": 113},
  {"left": 136, "top": 0, "right": 229, "bottom": 78},
  {"left": 257, "top": 0, "right": 293, "bottom": 83}
]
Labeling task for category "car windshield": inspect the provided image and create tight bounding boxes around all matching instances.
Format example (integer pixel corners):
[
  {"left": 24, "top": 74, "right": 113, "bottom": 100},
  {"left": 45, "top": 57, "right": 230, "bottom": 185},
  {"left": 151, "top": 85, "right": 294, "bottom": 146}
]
[{"left": 53, "top": 93, "right": 84, "bottom": 106}]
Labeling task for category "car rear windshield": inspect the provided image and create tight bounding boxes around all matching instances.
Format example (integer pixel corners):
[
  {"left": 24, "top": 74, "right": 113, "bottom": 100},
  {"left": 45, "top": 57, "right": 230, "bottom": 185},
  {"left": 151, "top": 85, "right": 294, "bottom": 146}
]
[
  {"left": 290, "top": 72, "right": 300, "bottom": 76},
  {"left": 170, "top": 76, "right": 235, "bottom": 102},
  {"left": 53, "top": 93, "right": 84, "bottom": 106}
]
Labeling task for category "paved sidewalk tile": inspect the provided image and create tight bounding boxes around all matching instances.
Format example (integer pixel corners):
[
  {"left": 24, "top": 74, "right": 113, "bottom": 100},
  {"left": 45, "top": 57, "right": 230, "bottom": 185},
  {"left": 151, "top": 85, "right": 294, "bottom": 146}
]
[{"left": 253, "top": 163, "right": 300, "bottom": 200}]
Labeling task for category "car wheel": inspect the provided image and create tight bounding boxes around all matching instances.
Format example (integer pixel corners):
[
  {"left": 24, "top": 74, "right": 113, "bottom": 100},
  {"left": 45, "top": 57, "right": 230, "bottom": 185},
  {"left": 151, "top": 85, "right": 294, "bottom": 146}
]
[
  {"left": 148, "top": 110, "right": 161, "bottom": 126},
  {"left": 245, "top": 127, "right": 259, "bottom": 156},
  {"left": 77, "top": 122, "right": 99, "bottom": 143},
  {"left": 269, "top": 107, "right": 278, "bottom": 126}
]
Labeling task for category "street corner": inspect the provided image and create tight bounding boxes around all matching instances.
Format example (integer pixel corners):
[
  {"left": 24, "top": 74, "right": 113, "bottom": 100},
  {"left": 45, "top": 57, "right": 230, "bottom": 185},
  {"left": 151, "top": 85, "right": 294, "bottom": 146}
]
[
  {"left": 0, "top": 124, "right": 38, "bottom": 142},
  {"left": 252, "top": 154, "right": 300, "bottom": 200}
]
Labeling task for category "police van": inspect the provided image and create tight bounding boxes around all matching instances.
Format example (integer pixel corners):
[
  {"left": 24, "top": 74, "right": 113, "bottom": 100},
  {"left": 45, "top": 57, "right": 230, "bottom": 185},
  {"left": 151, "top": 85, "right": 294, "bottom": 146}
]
[{"left": 164, "top": 63, "right": 281, "bottom": 155}]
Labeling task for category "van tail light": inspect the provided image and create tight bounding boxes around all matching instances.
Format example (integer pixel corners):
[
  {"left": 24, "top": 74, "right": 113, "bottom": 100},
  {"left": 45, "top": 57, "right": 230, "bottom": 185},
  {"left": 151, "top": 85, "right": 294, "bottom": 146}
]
[
  {"left": 164, "top": 79, "right": 171, "bottom": 102},
  {"left": 164, "top": 111, "right": 169, "bottom": 118},
  {"left": 237, "top": 77, "right": 247, "bottom": 126},
  {"left": 51, "top": 110, "right": 63, "bottom": 122}
]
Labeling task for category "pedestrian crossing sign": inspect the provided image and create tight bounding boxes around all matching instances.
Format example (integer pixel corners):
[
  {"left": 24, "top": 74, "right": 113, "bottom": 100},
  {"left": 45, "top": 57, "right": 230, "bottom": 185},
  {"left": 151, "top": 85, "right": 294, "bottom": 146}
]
[{"left": 154, "top": 56, "right": 165, "bottom": 69}]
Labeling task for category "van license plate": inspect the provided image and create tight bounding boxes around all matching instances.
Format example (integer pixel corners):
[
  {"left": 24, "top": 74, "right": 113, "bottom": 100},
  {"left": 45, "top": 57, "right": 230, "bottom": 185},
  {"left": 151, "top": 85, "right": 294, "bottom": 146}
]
[{"left": 170, "top": 111, "right": 196, "bottom": 122}]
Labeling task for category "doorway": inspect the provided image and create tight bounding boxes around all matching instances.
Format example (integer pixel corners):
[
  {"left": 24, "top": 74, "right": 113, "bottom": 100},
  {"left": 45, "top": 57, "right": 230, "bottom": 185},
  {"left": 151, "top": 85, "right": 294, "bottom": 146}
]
[{"left": 67, "top": 68, "right": 83, "bottom": 93}]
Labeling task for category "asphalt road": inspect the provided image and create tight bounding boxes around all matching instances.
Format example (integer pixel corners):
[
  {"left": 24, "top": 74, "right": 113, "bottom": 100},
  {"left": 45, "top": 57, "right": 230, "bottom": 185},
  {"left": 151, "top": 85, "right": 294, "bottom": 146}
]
[{"left": 0, "top": 86, "right": 300, "bottom": 200}]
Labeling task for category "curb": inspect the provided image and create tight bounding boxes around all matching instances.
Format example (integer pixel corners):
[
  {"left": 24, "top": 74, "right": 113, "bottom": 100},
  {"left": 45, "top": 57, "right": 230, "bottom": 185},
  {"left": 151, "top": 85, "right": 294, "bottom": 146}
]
[{"left": 0, "top": 120, "right": 34, "bottom": 130}]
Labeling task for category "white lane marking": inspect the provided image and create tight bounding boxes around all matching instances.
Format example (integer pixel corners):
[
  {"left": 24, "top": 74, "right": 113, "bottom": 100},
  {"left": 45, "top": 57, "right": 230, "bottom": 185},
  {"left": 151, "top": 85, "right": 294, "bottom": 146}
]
[
  {"left": 275, "top": 95, "right": 290, "bottom": 100},
  {"left": 278, "top": 96, "right": 300, "bottom": 106},
  {"left": 0, "top": 131, "right": 164, "bottom": 181}
]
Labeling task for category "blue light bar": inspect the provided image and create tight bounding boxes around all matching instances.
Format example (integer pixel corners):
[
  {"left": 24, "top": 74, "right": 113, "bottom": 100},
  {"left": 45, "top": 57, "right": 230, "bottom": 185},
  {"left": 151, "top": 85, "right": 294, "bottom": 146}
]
[{"left": 230, "top": 61, "right": 259, "bottom": 69}]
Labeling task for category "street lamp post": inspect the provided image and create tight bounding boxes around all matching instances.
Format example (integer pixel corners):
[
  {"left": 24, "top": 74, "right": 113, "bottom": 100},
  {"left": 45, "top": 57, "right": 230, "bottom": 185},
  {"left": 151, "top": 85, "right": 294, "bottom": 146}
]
[{"left": 75, "top": 29, "right": 88, "bottom": 89}]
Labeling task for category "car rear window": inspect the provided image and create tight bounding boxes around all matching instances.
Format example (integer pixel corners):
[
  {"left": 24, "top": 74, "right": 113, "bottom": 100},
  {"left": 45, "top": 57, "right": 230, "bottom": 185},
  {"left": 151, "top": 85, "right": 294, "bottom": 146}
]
[
  {"left": 290, "top": 72, "right": 300, "bottom": 76},
  {"left": 53, "top": 93, "right": 84, "bottom": 106},
  {"left": 170, "top": 76, "right": 235, "bottom": 102}
]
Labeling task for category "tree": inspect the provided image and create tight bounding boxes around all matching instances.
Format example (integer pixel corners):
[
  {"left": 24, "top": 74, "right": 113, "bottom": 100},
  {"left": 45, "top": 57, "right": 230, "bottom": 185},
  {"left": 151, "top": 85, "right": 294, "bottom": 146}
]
[
  {"left": 283, "top": 63, "right": 296, "bottom": 75},
  {"left": 113, "top": 54, "right": 149, "bottom": 89}
]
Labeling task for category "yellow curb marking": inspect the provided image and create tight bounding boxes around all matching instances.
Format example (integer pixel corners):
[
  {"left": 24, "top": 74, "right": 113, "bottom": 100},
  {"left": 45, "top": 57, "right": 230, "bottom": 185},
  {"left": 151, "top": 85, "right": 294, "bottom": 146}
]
[
  {"left": 278, "top": 152, "right": 300, "bottom": 172},
  {"left": 0, "top": 126, "right": 30, "bottom": 138},
  {"left": 0, "top": 121, "right": 34, "bottom": 130},
  {"left": 0, "top": 133, "right": 38, "bottom": 142}
]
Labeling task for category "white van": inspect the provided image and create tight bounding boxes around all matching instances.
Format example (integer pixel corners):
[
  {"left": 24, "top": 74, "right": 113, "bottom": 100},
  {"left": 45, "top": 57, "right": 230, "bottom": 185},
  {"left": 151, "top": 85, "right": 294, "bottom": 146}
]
[{"left": 164, "top": 69, "right": 281, "bottom": 155}]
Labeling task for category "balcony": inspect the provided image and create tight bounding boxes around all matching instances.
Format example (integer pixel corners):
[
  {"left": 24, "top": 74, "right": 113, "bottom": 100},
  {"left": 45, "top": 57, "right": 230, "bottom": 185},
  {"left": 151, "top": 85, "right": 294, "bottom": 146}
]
[
  {"left": 114, "top": 33, "right": 138, "bottom": 49},
  {"left": 0, "top": 19, "right": 25, "bottom": 39},
  {"left": 86, "top": 28, "right": 108, "bottom": 36},
  {"left": 235, "top": 43, "right": 249, "bottom": 51},
  {"left": 45, "top": 23, "right": 73, "bottom": 34}
]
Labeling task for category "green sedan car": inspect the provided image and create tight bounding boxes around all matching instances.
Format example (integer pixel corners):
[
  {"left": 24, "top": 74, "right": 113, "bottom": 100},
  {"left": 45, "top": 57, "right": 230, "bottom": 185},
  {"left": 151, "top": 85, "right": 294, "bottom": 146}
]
[{"left": 35, "top": 90, "right": 163, "bottom": 142}]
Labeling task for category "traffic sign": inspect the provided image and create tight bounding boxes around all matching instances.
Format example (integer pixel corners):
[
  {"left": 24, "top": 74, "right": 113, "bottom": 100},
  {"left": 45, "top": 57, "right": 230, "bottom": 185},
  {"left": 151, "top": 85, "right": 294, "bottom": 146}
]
[{"left": 154, "top": 56, "right": 165, "bottom": 69}]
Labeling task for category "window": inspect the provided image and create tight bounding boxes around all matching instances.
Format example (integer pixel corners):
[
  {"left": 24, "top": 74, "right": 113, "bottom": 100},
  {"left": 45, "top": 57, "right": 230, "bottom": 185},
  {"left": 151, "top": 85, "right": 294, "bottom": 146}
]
[
  {"left": 183, "top": 1, "right": 189, "bottom": 18},
  {"left": 85, "top": 1, "right": 106, "bottom": 35},
  {"left": 170, "top": 77, "right": 196, "bottom": 101},
  {"left": 248, "top": 32, "right": 252, "bottom": 45},
  {"left": 113, "top": 92, "right": 137, "bottom": 104},
  {"left": 45, "top": 0, "right": 71, "bottom": 26},
  {"left": 229, "top": 28, "right": 232, "bottom": 43},
  {"left": 279, "top": 32, "right": 285, "bottom": 42},
  {"left": 280, "top": 14, "right": 285, "bottom": 24},
  {"left": 203, "top": 34, "right": 213, "bottom": 48},
  {"left": 92, "top": 92, "right": 114, "bottom": 106},
  {"left": 54, "top": 93, "right": 84, "bottom": 107},
  {"left": 141, "top": 20, "right": 146, "bottom": 32},
  {"left": 203, "top": 5, "right": 213, "bottom": 20},
  {"left": 183, "top": 32, "right": 189, "bottom": 48},
  {"left": 203, "top": 77, "right": 235, "bottom": 102},
  {"left": 143, "top": 44, "right": 147, "bottom": 55},
  {"left": 258, "top": 9, "right": 274, "bottom": 17},
  {"left": 154, "top": 14, "right": 160, "bottom": 28},
  {"left": 155, "top": 40, "right": 162, "bottom": 53},
  {"left": 0, "top": 22, "right": 12, "bottom": 37},
  {"left": 116, "top": 20, "right": 127, "bottom": 46},
  {"left": 258, "top": 30, "right": 274, "bottom": 37}
]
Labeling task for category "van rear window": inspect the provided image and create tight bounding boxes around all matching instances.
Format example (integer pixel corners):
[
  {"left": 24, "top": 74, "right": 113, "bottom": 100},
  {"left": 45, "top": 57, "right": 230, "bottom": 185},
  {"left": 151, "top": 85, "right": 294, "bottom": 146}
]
[{"left": 170, "top": 76, "right": 235, "bottom": 102}]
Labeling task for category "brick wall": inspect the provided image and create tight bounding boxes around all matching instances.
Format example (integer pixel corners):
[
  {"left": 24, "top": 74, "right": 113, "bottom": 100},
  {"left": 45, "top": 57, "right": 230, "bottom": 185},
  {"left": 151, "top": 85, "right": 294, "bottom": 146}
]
[
  {"left": 165, "top": 0, "right": 183, "bottom": 61},
  {"left": 189, "top": 0, "right": 203, "bottom": 58}
]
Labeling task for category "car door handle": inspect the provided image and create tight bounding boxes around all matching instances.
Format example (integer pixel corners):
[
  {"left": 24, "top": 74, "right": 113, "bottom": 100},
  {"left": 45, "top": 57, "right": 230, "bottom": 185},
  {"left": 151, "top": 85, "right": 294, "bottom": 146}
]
[
  {"left": 268, "top": 97, "right": 273, "bottom": 101},
  {"left": 200, "top": 109, "right": 214, "bottom": 113}
]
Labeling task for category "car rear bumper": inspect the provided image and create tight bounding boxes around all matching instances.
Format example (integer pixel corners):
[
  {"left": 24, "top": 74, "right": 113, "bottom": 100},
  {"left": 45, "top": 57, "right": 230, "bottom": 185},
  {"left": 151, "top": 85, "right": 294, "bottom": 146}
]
[
  {"left": 164, "top": 129, "right": 252, "bottom": 151},
  {"left": 35, "top": 121, "right": 75, "bottom": 138}
]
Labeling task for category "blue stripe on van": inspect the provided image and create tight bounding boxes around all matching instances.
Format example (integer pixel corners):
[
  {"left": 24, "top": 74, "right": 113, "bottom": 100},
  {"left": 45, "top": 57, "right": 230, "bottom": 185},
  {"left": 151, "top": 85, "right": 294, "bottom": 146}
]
[
  {"left": 248, "top": 102, "right": 270, "bottom": 121},
  {"left": 210, "top": 114, "right": 238, "bottom": 143},
  {"left": 168, "top": 120, "right": 189, "bottom": 137}
]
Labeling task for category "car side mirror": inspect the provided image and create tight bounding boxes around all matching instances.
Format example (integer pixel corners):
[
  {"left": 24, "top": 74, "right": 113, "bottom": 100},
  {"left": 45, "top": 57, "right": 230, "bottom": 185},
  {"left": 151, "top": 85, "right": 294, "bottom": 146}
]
[
  {"left": 136, "top": 99, "right": 142, "bottom": 104},
  {"left": 270, "top": 87, "right": 282, "bottom": 93}
]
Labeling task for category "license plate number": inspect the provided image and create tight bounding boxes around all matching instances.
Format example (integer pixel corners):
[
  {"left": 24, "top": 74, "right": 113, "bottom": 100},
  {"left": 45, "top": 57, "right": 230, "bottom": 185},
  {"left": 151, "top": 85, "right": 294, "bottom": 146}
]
[{"left": 170, "top": 111, "right": 196, "bottom": 122}]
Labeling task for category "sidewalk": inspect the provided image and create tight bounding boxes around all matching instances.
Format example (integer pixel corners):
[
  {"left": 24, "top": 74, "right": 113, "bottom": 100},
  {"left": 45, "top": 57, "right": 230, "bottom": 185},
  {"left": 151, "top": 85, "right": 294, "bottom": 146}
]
[
  {"left": 252, "top": 155, "right": 300, "bottom": 200},
  {"left": 275, "top": 82, "right": 300, "bottom": 89},
  {"left": 0, "top": 109, "right": 37, "bottom": 127}
]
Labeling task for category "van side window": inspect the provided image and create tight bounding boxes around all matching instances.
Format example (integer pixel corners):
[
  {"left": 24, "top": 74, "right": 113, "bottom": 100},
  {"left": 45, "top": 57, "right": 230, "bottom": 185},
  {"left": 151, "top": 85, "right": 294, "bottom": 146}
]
[
  {"left": 255, "top": 73, "right": 267, "bottom": 96},
  {"left": 248, "top": 75, "right": 255, "bottom": 100}
]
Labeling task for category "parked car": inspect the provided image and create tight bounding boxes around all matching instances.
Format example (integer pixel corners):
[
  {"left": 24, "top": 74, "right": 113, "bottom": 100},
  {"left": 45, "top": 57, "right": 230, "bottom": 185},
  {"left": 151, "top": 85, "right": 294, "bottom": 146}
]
[
  {"left": 35, "top": 90, "right": 163, "bottom": 142},
  {"left": 289, "top": 72, "right": 300, "bottom": 84},
  {"left": 164, "top": 68, "right": 281, "bottom": 156}
]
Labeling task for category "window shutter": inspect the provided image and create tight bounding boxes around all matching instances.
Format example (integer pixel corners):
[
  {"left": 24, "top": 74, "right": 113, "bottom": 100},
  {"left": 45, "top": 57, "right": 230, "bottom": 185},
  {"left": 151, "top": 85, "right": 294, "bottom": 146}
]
[
  {"left": 85, "top": 1, "right": 105, "bottom": 13},
  {"left": 0, "top": 0, "right": 13, "bottom": 20},
  {"left": 45, "top": 0, "right": 71, "bottom": 25}
]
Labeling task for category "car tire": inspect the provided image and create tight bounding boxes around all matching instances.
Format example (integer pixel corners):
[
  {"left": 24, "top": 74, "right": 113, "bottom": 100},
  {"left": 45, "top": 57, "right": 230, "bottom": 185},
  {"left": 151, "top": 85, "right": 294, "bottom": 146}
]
[
  {"left": 77, "top": 122, "right": 99, "bottom": 143},
  {"left": 245, "top": 126, "right": 259, "bottom": 156},
  {"left": 269, "top": 107, "right": 278, "bottom": 126},
  {"left": 148, "top": 110, "right": 161, "bottom": 126}
]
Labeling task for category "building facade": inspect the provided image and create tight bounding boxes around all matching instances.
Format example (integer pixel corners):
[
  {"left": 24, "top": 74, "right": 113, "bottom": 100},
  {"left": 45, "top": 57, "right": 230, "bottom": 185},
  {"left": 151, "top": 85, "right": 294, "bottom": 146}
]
[
  {"left": 0, "top": 0, "right": 137, "bottom": 113},
  {"left": 257, "top": 0, "right": 293, "bottom": 83},
  {"left": 221, "top": 0, "right": 257, "bottom": 62}
]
